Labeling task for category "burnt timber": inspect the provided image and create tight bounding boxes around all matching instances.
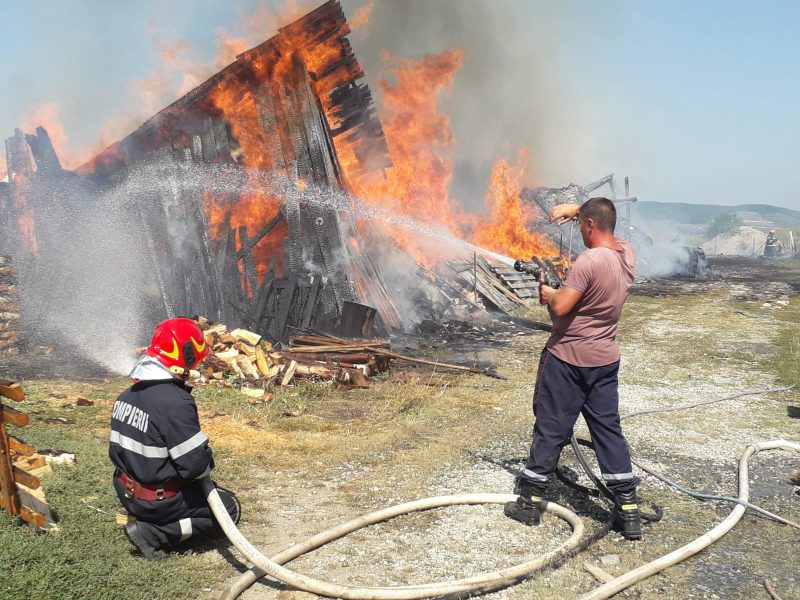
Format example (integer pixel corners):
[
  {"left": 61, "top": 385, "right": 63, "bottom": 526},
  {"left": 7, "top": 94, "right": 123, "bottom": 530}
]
[{"left": 2, "top": 0, "right": 401, "bottom": 344}]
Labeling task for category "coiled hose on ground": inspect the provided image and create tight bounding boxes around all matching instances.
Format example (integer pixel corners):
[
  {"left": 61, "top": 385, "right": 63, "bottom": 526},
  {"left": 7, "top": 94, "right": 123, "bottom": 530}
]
[
  {"left": 207, "top": 385, "right": 797, "bottom": 599},
  {"left": 208, "top": 488, "right": 584, "bottom": 600}
]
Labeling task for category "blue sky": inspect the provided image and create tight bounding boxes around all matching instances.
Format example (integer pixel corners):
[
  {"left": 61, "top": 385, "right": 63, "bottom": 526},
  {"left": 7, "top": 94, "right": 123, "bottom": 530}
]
[{"left": 2, "top": 1, "right": 798, "bottom": 210}]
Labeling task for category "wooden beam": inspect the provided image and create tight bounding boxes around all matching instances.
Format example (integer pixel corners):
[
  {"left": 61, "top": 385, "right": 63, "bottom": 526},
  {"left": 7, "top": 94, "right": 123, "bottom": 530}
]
[
  {"left": 19, "top": 505, "right": 45, "bottom": 528},
  {"left": 0, "top": 379, "right": 24, "bottom": 402},
  {"left": 13, "top": 466, "right": 40, "bottom": 490},
  {"left": 0, "top": 405, "right": 29, "bottom": 427},
  {"left": 234, "top": 213, "right": 284, "bottom": 262},
  {"left": 8, "top": 436, "right": 35, "bottom": 457},
  {"left": 0, "top": 419, "right": 21, "bottom": 517},
  {"left": 237, "top": 226, "right": 259, "bottom": 297}
]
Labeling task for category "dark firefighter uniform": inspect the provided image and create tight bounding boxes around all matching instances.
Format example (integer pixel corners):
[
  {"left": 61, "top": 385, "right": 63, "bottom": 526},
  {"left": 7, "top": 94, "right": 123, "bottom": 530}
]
[{"left": 109, "top": 377, "right": 239, "bottom": 552}]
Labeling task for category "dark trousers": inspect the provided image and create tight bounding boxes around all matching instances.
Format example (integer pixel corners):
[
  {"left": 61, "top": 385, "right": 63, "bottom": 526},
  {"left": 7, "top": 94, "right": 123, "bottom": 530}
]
[
  {"left": 114, "top": 476, "right": 240, "bottom": 550},
  {"left": 521, "top": 349, "right": 637, "bottom": 495}
]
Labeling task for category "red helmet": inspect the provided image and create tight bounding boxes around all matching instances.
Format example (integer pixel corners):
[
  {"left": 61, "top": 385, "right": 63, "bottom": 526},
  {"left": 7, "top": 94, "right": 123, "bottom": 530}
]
[{"left": 145, "top": 318, "right": 209, "bottom": 375}]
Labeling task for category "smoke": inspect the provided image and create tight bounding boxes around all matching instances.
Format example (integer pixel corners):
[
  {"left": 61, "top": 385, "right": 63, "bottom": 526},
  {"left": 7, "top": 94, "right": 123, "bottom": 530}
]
[
  {"left": 20, "top": 104, "right": 95, "bottom": 170},
  {"left": 627, "top": 219, "right": 706, "bottom": 278},
  {"left": 343, "top": 0, "right": 596, "bottom": 210},
  {"left": 13, "top": 156, "right": 513, "bottom": 372}
]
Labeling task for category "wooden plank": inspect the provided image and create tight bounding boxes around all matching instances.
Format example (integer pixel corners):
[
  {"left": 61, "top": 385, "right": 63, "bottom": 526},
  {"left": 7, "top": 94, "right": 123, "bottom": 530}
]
[
  {"left": 0, "top": 419, "right": 21, "bottom": 516},
  {"left": 0, "top": 379, "right": 24, "bottom": 402},
  {"left": 283, "top": 351, "right": 373, "bottom": 363},
  {"left": 287, "top": 342, "right": 388, "bottom": 352},
  {"left": 8, "top": 436, "right": 35, "bottom": 457},
  {"left": 506, "top": 282, "right": 539, "bottom": 290},
  {"left": 13, "top": 466, "right": 40, "bottom": 490},
  {"left": 372, "top": 349, "right": 506, "bottom": 380},
  {"left": 18, "top": 505, "right": 45, "bottom": 528},
  {"left": 238, "top": 226, "right": 259, "bottom": 297},
  {"left": 247, "top": 213, "right": 284, "bottom": 251},
  {"left": 0, "top": 405, "right": 29, "bottom": 427},
  {"left": 299, "top": 278, "right": 322, "bottom": 331},
  {"left": 281, "top": 360, "right": 298, "bottom": 386},
  {"left": 272, "top": 279, "right": 298, "bottom": 342}
]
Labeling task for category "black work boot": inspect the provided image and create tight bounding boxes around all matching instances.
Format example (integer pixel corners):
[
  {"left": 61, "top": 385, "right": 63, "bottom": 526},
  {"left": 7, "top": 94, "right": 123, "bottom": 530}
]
[
  {"left": 124, "top": 522, "right": 168, "bottom": 560},
  {"left": 504, "top": 478, "right": 547, "bottom": 526},
  {"left": 613, "top": 491, "right": 643, "bottom": 540}
]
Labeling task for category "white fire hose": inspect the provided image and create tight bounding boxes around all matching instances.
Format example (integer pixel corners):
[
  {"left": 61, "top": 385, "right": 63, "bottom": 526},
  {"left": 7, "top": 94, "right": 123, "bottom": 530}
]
[
  {"left": 206, "top": 437, "right": 799, "bottom": 599},
  {"left": 205, "top": 486, "right": 584, "bottom": 600},
  {"left": 579, "top": 439, "right": 800, "bottom": 599}
]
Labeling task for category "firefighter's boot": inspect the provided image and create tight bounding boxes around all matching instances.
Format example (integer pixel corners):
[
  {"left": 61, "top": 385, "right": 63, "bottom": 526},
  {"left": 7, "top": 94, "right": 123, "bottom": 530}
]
[
  {"left": 613, "top": 490, "right": 643, "bottom": 540},
  {"left": 124, "top": 521, "right": 168, "bottom": 560},
  {"left": 504, "top": 478, "right": 547, "bottom": 526}
]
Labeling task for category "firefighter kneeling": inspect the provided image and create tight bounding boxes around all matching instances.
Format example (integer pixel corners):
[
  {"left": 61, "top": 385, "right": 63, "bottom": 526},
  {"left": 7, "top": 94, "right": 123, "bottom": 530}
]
[{"left": 109, "top": 318, "right": 240, "bottom": 559}]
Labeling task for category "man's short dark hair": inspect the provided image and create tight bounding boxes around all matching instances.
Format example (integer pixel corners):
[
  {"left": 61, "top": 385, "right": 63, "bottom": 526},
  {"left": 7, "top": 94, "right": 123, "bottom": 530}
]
[{"left": 580, "top": 197, "right": 616, "bottom": 232}]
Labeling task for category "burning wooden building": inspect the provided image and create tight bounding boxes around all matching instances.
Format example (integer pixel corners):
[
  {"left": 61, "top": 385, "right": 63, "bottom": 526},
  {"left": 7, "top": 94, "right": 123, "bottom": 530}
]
[{"left": 2, "top": 1, "right": 404, "bottom": 344}]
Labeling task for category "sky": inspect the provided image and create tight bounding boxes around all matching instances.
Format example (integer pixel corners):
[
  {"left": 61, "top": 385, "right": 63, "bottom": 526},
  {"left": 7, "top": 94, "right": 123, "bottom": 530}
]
[{"left": 2, "top": 0, "right": 799, "bottom": 210}]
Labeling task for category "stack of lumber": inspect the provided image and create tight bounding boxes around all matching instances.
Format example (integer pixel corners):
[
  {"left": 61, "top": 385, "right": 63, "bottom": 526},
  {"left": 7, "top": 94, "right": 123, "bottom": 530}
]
[
  {"left": 0, "top": 378, "right": 60, "bottom": 530},
  {"left": 442, "top": 256, "right": 525, "bottom": 314},
  {"left": 194, "top": 319, "right": 392, "bottom": 391},
  {"left": 0, "top": 256, "right": 20, "bottom": 353},
  {"left": 490, "top": 263, "right": 539, "bottom": 300}
]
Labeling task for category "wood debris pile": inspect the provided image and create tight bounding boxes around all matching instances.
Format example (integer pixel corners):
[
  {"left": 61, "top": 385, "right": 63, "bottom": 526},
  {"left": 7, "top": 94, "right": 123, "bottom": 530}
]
[
  {"left": 194, "top": 318, "right": 393, "bottom": 393},
  {"left": 431, "top": 254, "right": 569, "bottom": 319}
]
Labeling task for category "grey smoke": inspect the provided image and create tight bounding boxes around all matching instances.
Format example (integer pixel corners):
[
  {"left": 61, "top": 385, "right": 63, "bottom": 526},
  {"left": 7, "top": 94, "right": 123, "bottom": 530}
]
[{"left": 343, "top": 0, "right": 602, "bottom": 211}]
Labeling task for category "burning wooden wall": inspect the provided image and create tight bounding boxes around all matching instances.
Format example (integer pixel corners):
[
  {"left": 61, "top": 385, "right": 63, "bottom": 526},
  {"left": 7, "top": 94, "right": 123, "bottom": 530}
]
[{"left": 3, "top": 0, "right": 402, "bottom": 343}]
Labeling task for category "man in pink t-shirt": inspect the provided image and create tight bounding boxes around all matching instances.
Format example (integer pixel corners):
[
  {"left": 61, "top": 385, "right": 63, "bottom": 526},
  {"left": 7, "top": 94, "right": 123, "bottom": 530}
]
[{"left": 504, "top": 197, "right": 642, "bottom": 540}]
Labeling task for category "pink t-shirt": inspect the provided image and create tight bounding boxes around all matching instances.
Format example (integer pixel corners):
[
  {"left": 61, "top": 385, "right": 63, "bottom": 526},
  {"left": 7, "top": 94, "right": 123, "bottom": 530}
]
[{"left": 546, "top": 239, "right": 636, "bottom": 367}]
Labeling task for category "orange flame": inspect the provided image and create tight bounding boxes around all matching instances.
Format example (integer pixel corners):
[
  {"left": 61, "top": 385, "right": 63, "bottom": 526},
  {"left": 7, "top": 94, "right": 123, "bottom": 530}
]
[
  {"left": 338, "top": 50, "right": 468, "bottom": 265},
  {"left": 472, "top": 150, "right": 557, "bottom": 259},
  {"left": 206, "top": 63, "right": 285, "bottom": 293},
  {"left": 21, "top": 103, "right": 95, "bottom": 170},
  {"left": 332, "top": 48, "right": 556, "bottom": 266}
]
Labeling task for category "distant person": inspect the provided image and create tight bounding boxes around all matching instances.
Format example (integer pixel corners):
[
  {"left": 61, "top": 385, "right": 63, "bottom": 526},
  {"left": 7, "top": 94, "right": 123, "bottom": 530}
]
[
  {"left": 505, "top": 198, "right": 642, "bottom": 540},
  {"left": 109, "top": 318, "right": 240, "bottom": 559},
  {"left": 764, "top": 229, "right": 785, "bottom": 257}
]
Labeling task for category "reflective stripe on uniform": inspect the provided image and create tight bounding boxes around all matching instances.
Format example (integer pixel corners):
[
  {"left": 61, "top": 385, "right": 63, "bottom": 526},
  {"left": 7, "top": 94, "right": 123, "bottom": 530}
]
[
  {"left": 168, "top": 431, "right": 208, "bottom": 459},
  {"left": 179, "top": 518, "right": 192, "bottom": 542},
  {"left": 602, "top": 472, "right": 634, "bottom": 481},
  {"left": 109, "top": 430, "right": 169, "bottom": 458},
  {"left": 521, "top": 469, "right": 549, "bottom": 482}
]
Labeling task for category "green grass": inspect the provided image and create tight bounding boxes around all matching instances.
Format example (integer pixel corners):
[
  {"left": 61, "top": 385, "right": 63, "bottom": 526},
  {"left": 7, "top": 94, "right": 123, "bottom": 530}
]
[
  {"left": 0, "top": 381, "right": 222, "bottom": 600},
  {"left": 0, "top": 365, "right": 515, "bottom": 599}
]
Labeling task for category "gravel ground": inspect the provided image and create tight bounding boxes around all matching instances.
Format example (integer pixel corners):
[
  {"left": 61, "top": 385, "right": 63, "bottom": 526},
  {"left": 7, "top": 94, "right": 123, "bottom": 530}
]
[{"left": 216, "top": 265, "right": 799, "bottom": 600}]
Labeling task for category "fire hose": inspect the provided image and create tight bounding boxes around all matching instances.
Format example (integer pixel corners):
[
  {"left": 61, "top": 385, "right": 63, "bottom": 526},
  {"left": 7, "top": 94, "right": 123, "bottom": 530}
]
[
  {"left": 208, "top": 487, "right": 584, "bottom": 600},
  {"left": 205, "top": 385, "right": 797, "bottom": 599}
]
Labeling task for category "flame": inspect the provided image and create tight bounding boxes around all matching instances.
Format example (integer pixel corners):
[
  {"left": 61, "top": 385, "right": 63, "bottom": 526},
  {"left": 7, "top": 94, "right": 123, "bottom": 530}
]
[
  {"left": 337, "top": 50, "right": 468, "bottom": 265},
  {"left": 331, "top": 48, "right": 557, "bottom": 267},
  {"left": 206, "top": 61, "right": 285, "bottom": 293},
  {"left": 21, "top": 103, "right": 95, "bottom": 170},
  {"left": 472, "top": 150, "right": 557, "bottom": 259}
]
